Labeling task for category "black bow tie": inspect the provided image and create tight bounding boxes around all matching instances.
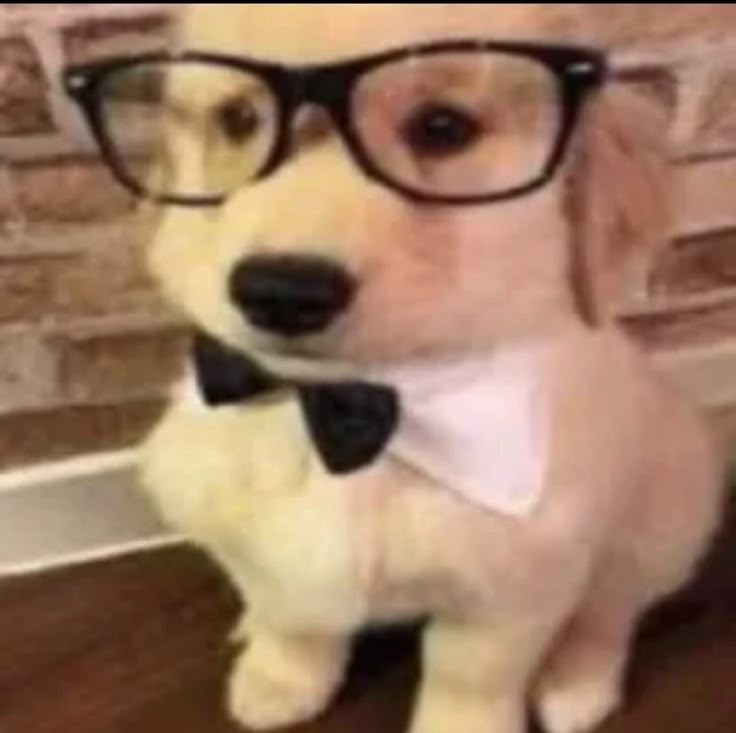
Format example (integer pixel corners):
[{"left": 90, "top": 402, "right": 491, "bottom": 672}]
[{"left": 192, "top": 333, "right": 399, "bottom": 475}]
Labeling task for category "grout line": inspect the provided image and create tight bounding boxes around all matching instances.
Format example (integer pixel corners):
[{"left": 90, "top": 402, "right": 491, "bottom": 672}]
[{"left": 622, "top": 289, "right": 736, "bottom": 319}]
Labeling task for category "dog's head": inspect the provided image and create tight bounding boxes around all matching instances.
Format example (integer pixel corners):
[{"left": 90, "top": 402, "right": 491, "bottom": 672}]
[{"left": 145, "top": 4, "right": 670, "bottom": 371}]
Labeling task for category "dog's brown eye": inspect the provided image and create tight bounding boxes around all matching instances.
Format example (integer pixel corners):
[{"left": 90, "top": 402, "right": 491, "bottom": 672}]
[
  {"left": 402, "top": 102, "right": 482, "bottom": 157},
  {"left": 217, "top": 97, "right": 260, "bottom": 143}
]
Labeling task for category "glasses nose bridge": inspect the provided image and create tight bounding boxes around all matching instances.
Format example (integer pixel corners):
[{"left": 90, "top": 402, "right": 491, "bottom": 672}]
[{"left": 290, "top": 66, "right": 349, "bottom": 123}]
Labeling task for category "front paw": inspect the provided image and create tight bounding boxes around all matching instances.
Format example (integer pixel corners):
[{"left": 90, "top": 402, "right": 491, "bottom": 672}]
[
  {"left": 227, "top": 639, "right": 346, "bottom": 731},
  {"left": 534, "top": 638, "right": 626, "bottom": 733},
  {"left": 535, "top": 673, "right": 623, "bottom": 733},
  {"left": 228, "top": 664, "right": 328, "bottom": 731},
  {"left": 410, "top": 690, "right": 524, "bottom": 733}
]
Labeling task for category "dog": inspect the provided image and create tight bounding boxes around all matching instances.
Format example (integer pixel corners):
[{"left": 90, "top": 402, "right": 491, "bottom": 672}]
[{"left": 133, "top": 6, "right": 726, "bottom": 733}]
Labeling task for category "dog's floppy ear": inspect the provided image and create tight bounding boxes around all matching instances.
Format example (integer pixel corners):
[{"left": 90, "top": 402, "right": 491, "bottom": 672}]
[{"left": 567, "top": 81, "right": 673, "bottom": 325}]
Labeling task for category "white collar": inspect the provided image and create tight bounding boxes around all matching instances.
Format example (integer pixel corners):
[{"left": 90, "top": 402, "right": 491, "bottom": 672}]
[{"left": 369, "top": 346, "right": 550, "bottom": 518}]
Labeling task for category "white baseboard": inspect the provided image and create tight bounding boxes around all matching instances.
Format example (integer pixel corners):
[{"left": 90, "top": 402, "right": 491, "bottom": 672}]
[{"left": 0, "top": 451, "right": 182, "bottom": 579}]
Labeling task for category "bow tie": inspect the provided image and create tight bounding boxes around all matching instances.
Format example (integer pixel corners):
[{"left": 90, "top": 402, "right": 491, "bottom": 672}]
[{"left": 192, "top": 333, "right": 399, "bottom": 475}]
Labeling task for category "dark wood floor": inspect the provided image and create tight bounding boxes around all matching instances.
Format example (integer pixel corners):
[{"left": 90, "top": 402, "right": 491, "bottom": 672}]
[{"left": 1, "top": 496, "right": 735, "bottom": 733}]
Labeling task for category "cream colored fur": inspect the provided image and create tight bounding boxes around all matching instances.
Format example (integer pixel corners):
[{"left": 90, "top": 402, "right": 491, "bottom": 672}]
[{"left": 140, "top": 6, "right": 726, "bottom": 733}]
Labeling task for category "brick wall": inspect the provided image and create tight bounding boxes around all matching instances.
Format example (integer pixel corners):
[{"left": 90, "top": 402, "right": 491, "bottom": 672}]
[
  {"left": 0, "top": 4, "right": 181, "bottom": 468},
  {"left": 1, "top": 4, "right": 736, "bottom": 468}
]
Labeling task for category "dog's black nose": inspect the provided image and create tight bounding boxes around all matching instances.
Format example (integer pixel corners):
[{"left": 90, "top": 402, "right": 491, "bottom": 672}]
[{"left": 229, "top": 256, "right": 356, "bottom": 337}]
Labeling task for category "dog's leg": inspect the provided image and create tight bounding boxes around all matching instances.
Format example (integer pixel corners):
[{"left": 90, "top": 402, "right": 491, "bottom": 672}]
[
  {"left": 534, "top": 544, "right": 710, "bottom": 733},
  {"left": 228, "top": 629, "right": 350, "bottom": 731},
  {"left": 410, "top": 616, "right": 563, "bottom": 733},
  {"left": 535, "top": 434, "right": 724, "bottom": 733},
  {"left": 533, "top": 595, "right": 638, "bottom": 733}
]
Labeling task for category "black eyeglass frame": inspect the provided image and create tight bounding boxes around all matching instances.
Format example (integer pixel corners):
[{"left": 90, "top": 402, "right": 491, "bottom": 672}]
[{"left": 63, "top": 40, "right": 609, "bottom": 207}]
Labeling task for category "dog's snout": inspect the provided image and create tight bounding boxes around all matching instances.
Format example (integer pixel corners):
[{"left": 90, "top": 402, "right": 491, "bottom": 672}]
[{"left": 229, "top": 255, "right": 356, "bottom": 337}]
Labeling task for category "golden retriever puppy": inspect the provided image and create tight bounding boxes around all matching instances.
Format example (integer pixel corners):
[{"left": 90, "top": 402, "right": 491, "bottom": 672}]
[{"left": 127, "top": 5, "right": 725, "bottom": 733}]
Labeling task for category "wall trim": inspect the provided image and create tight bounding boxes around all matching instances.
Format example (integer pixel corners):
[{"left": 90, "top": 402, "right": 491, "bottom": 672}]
[
  {"left": 0, "top": 450, "right": 181, "bottom": 579},
  {"left": 0, "top": 449, "right": 138, "bottom": 495}
]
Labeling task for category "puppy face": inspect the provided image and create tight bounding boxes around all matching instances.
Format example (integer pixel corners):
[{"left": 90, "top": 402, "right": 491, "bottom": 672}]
[{"left": 147, "top": 4, "right": 664, "bottom": 369}]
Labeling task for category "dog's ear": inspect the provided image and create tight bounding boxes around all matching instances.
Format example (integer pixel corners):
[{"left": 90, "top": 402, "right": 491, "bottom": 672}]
[{"left": 567, "top": 81, "right": 673, "bottom": 324}]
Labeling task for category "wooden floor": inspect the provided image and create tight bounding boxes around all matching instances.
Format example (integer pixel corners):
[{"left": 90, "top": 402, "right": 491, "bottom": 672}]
[{"left": 1, "top": 497, "right": 735, "bottom": 733}]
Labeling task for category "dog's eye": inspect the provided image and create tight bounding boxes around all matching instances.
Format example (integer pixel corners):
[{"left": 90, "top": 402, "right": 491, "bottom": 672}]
[
  {"left": 216, "top": 97, "right": 260, "bottom": 143},
  {"left": 401, "top": 102, "right": 482, "bottom": 157}
]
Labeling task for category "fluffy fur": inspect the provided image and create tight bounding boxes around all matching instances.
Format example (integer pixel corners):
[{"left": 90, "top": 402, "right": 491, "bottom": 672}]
[{"left": 140, "top": 6, "right": 726, "bottom": 733}]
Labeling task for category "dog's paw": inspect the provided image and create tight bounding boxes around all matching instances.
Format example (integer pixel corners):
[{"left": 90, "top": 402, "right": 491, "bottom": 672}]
[
  {"left": 534, "top": 674, "right": 623, "bottom": 733},
  {"left": 227, "top": 649, "right": 339, "bottom": 731}
]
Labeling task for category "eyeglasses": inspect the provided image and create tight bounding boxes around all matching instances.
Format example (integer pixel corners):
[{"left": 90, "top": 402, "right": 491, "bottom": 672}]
[{"left": 63, "top": 41, "right": 607, "bottom": 207}]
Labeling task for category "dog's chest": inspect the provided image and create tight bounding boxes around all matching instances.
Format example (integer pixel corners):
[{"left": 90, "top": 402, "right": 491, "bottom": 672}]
[
  {"left": 221, "top": 476, "right": 374, "bottom": 628},
  {"left": 171, "top": 346, "right": 557, "bottom": 625},
  {"left": 219, "top": 465, "right": 470, "bottom": 627}
]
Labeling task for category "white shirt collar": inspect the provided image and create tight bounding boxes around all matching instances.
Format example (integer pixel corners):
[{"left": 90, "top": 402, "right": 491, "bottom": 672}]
[{"left": 369, "top": 345, "right": 550, "bottom": 518}]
